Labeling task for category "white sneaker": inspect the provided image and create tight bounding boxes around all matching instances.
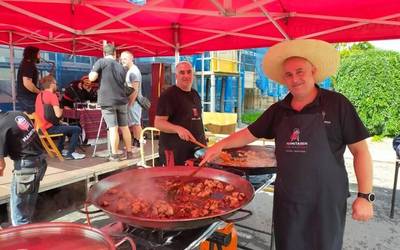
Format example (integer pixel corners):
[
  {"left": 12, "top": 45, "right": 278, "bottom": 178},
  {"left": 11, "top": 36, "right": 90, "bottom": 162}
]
[
  {"left": 132, "top": 147, "right": 140, "bottom": 153},
  {"left": 70, "top": 152, "right": 86, "bottom": 160},
  {"left": 62, "top": 149, "right": 69, "bottom": 156}
]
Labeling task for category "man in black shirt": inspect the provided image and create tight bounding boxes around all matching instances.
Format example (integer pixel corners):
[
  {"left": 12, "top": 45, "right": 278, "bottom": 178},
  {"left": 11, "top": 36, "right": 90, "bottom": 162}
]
[
  {"left": 155, "top": 61, "right": 206, "bottom": 165},
  {"left": 89, "top": 43, "right": 132, "bottom": 160},
  {"left": 16, "top": 46, "right": 41, "bottom": 113},
  {"left": 201, "top": 39, "right": 373, "bottom": 250},
  {"left": 0, "top": 110, "right": 47, "bottom": 226},
  {"left": 60, "top": 75, "right": 98, "bottom": 109}
]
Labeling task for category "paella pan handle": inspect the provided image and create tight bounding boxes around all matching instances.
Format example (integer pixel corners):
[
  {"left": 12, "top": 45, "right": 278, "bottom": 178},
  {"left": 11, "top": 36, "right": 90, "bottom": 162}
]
[
  {"left": 219, "top": 209, "right": 253, "bottom": 223},
  {"left": 115, "top": 236, "right": 136, "bottom": 250},
  {"left": 165, "top": 149, "right": 175, "bottom": 167}
]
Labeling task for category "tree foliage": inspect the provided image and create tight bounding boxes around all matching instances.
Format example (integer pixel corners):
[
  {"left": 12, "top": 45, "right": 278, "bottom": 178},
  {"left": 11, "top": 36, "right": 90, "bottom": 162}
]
[{"left": 333, "top": 44, "right": 400, "bottom": 136}]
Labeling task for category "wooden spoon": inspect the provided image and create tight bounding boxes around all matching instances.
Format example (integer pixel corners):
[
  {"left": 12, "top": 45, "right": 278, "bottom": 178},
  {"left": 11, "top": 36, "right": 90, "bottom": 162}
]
[{"left": 167, "top": 139, "right": 208, "bottom": 200}]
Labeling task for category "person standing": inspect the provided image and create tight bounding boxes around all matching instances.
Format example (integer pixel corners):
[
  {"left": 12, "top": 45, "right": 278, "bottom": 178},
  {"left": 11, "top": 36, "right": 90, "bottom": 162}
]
[
  {"left": 155, "top": 61, "right": 206, "bottom": 165},
  {"left": 16, "top": 46, "right": 41, "bottom": 113},
  {"left": 120, "top": 51, "right": 142, "bottom": 152},
  {"left": 60, "top": 75, "right": 98, "bottom": 109},
  {"left": 200, "top": 39, "right": 374, "bottom": 250},
  {"left": 0, "top": 110, "right": 47, "bottom": 226},
  {"left": 89, "top": 44, "right": 133, "bottom": 160}
]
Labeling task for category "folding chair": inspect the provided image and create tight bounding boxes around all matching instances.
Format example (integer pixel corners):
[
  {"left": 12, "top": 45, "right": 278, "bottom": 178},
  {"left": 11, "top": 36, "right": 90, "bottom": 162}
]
[
  {"left": 139, "top": 127, "right": 160, "bottom": 167},
  {"left": 28, "top": 113, "right": 64, "bottom": 161}
]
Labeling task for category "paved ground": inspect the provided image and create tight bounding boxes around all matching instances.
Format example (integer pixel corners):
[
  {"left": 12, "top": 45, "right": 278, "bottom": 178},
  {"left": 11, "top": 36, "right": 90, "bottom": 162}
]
[{"left": 12, "top": 137, "right": 400, "bottom": 249}]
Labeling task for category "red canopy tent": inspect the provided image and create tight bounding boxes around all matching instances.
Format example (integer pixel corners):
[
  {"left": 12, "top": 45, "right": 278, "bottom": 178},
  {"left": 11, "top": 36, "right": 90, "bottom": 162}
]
[
  {"left": 1, "top": 0, "right": 399, "bottom": 111},
  {"left": 0, "top": 0, "right": 399, "bottom": 57}
]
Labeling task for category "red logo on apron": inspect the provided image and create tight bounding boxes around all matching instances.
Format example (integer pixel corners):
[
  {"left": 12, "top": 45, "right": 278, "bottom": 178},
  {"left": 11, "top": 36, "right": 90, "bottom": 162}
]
[
  {"left": 289, "top": 128, "right": 300, "bottom": 142},
  {"left": 15, "top": 116, "right": 32, "bottom": 131},
  {"left": 192, "top": 108, "right": 199, "bottom": 118}
]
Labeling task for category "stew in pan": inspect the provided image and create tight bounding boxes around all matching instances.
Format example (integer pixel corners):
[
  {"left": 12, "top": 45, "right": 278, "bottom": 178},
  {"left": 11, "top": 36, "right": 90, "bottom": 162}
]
[{"left": 97, "top": 176, "right": 247, "bottom": 220}]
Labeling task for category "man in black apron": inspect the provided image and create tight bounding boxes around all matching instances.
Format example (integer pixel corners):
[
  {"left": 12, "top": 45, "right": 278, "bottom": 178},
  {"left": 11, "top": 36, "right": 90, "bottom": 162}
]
[
  {"left": 201, "top": 39, "right": 374, "bottom": 249},
  {"left": 155, "top": 61, "right": 206, "bottom": 165},
  {"left": 0, "top": 110, "right": 47, "bottom": 226}
]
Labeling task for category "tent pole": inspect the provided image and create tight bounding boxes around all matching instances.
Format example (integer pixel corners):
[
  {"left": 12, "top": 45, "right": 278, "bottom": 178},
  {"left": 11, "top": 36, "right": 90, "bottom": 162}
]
[
  {"left": 237, "top": 50, "right": 242, "bottom": 127},
  {"left": 9, "top": 32, "right": 16, "bottom": 111},
  {"left": 175, "top": 49, "right": 180, "bottom": 66},
  {"left": 201, "top": 53, "right": 205, "bottom": 106}
]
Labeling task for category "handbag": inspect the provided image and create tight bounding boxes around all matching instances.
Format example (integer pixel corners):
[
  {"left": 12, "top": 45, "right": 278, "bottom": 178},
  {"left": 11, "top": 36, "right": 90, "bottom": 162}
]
[
  {"left": 125, "top": 84, "right": 134, "bottom": 97},
  {"left": 137, "top": 94, "right": 151, "bottom": 110},
  {"left": 40, "top": 92, "right": 60, "bottom": 125}
]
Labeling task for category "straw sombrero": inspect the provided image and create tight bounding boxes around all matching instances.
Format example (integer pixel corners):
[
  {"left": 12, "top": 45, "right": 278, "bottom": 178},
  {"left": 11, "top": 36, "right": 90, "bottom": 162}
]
[{"left": 262, "top": 39, "right": 340, "bottom": 84}]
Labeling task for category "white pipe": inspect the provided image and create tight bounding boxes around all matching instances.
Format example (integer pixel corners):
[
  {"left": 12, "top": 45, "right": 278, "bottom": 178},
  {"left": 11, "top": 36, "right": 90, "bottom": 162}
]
[{"left": 210, "top": 74, "right": 215, "bottom": 112}]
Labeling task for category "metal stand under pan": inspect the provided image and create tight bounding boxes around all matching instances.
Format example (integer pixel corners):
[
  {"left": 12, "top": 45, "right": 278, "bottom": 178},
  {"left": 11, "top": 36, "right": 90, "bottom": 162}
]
[{"left": 102, "top": 221, "right": 223, "bottom": 250}]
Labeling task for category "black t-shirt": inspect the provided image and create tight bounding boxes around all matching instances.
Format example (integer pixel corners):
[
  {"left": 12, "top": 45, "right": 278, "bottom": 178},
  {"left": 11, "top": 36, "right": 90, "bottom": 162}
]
[
  {"left": 91, "top": 58, "right": 127, "bottom": 107},
  {"left": 156, "top": 85, "right": 206, "bottom": 165},
  {"left": 60, "top": 81, "right": 98, "bottom": 108},
  {"left": 16, "top": 60, "right": 38, "bottom": 99},
  {"left": 248, "top": 86, "right": 370, "bottom": 166},
  {"left": 0, "top": 111, "right": 43, "bottom": 160}
]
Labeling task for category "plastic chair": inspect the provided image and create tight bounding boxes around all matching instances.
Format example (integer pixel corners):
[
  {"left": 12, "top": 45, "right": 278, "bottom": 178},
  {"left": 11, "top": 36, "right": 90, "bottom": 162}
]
[
  {"left": 28, "top": 113, "right": 64, "bottom": 161},
  {"left": 390, "top": 158, "right": 400, "bottom": 218},
  {"left": 139, "top": 127, "right": 160, "bottom": 168}
]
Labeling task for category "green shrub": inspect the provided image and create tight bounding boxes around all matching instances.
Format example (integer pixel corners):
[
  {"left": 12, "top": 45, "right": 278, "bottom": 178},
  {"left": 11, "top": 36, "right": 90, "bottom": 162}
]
[
  {"left": 242, "top": 111, "right": 263, "bottom": 124},
  {"left": 333, "top": 49, "right": 400, "bottom": 136}
]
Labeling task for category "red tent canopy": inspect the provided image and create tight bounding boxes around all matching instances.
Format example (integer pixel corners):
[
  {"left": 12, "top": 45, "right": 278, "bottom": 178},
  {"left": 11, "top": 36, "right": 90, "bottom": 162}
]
[{"left": 0, "top": 0, "right": 399, "bottom": 57}]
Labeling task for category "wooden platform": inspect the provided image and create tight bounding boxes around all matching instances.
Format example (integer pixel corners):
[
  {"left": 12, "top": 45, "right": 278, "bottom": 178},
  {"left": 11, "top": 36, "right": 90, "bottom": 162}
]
[{"left": 0, "top": 142, "right": 159, "bottom": 205}]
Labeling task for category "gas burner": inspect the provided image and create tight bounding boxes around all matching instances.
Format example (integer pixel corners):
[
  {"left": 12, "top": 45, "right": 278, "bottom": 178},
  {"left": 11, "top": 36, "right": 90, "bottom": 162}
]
[
  {"left": 126, "top": 226, "right": 183, "bottom": 248},
  {"left": 101, "top": 222, "right": 216, "bottom": 250}
]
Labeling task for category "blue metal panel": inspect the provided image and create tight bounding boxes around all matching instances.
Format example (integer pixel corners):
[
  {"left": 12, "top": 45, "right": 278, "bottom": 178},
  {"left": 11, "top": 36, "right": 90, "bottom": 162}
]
[{"left": 224, "top": 76, "right": 233, "bottom": 112}]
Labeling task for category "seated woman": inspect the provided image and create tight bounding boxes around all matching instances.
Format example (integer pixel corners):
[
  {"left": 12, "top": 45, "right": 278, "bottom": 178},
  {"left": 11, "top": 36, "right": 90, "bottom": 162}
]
[{"left": 60, "top": 75, "right": 98, "bottom": 109}]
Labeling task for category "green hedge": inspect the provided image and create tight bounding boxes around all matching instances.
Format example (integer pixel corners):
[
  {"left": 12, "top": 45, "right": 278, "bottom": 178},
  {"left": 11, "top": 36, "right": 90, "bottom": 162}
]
[
  {"left": 333, "top": 49, "right": 400, "bottom": 136},
  {"left": 242, "top": 111, "right": 263, "bottom": 124}
]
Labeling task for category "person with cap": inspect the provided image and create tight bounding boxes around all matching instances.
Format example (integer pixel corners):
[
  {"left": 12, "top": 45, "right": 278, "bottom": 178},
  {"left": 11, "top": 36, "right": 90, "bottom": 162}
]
[
  {"left": 155, "top": 61, "right": 206, "bottom": 165},
  {"left": 200, "top": 39, "right": 374, "bottom": 249},
  {"left": 16, "top": 46, "right": 41, "bottom": 113},
  {"left": 89, "top": 43, "right": 133, "bottom": 161},
  {"left": 0, "top": 109, "right": 47, "bottom": 226},
  {"left": 60, "top": 75, "right": 98, "bottom": 109}
]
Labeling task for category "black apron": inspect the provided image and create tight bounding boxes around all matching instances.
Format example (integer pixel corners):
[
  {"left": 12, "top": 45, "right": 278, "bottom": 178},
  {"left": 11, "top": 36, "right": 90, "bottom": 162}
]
[
  {"left": 274, "top": 112, "right": 348, "bottom": 250},
  {"left": 159, "top": 90, "right": 206, "bottom": 166}
]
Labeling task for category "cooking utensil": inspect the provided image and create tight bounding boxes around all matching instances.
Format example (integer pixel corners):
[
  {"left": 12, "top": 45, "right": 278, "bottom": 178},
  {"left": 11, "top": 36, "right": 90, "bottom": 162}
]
[
  {"left": 194, "top": 145, "right": 277, "bottom": 175},
  {"left": 0, "top": 222, "right": 136, "bottom": 250},
  {"left": 87, "top": 166, "right": 255, "bottom": 231},
  {"left": 190, "top": 138, "right": 208, "bottom": 148}
]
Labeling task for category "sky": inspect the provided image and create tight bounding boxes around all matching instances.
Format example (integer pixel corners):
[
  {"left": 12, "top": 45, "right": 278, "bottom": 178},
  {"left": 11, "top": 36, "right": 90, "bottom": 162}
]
[{"left": 369, "top": 39, "right": 400, "bottom": 52}]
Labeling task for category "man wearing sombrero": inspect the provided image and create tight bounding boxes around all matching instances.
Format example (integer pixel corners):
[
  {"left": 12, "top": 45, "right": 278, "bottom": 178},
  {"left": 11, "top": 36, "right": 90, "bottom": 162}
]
[{"left": 201, "top": 39, "right": 373, "bottom": 249}]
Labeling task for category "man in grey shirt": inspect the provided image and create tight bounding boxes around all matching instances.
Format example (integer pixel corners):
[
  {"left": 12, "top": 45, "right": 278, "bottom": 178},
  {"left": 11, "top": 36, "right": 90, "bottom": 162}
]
[
  {"left": 89, "top": 44, "right": 133, "bottom": 160},
  {"left": 121, "top": 51, "right": 143, "bottom": 152}
]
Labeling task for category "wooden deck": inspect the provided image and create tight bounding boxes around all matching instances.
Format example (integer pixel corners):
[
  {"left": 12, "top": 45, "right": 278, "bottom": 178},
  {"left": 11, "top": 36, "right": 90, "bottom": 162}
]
[{"left": 0, "top": 142, "right": 159, "bottom": 205}]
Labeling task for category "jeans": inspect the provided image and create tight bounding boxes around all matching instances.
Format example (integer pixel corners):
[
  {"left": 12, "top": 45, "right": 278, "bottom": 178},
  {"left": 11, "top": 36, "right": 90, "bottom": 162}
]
[
  {"left": 47, "top": 125, "right": 81, "bottom": 155},
  {"left": 10, "top": 155, "right": 47, "bottom": 226}
]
